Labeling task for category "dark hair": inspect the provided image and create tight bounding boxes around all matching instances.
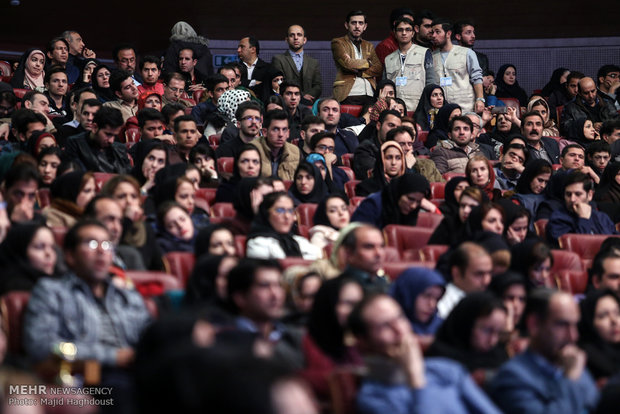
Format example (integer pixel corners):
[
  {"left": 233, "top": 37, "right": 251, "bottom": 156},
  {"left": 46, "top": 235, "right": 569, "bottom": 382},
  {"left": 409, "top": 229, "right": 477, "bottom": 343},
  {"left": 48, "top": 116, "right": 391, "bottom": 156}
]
[
  {"left": 347, "top": 293, "right": 385, "bottom": 339},
  {"left": 246, "top": 36, "right": 260, "bottom": 55},
  {"left": 374, "top": 79, "right": 397, "bottom": 99},
  {"left": 280, "top": 80, "right": 301, "bottom": 94},
  {"left": 449, "top": 242, "right": 488, "bottom": 276},
  {"left": 161, "top": 103, "right": 186, "bottom": 124},
  {"left": 227, "top": 258, "right": 282, "bottom": 312},
  {"left": 3, "top": 163, "right": 39, "bottom": 190},
  {"left": 504, "top": 142, "right": 529, "bottom": 163},
  {"left": 597, "top": 65, "right": 620, "bottom": 86},
  {"left": 586, "top": 140, "right": 610, "bottom": 157},
  {"left": 179, "top": 47, "right": 196, "bottom": 60},
  {"left": 521, "top": 110, "right": 544, "bottom": 125},
  {"left": 309, "top": 131, "right": 336, "bottom": 150},
  {"left": 11, "top": 109, "right": 47, "bottom": 135},
  {"left": 301, "top": 115, "right": 324, "bottom": 133},
  {"left": 44, "top": 66, "right": 67, "bottom": 84},
  {"left": 63, "top": 219, "right": 109, "bottom": 252},
  {"left": 0, "top": 90, "right": 17, "bottom": 107},
  {"left": 601, "top": 120, "right": 620, "bottom": 137},
  {"left": 431, "top": 18, "right": 453, "bottom": 33},
  {"left": 590, "top": 249, "right": 620, "bottom": 287},
  {"left": 69, "top": 87, "right": 97, "bottom": 108},
  {"left": 393, "top": 97, "right": 407, "bottom": 113},
  {"left": 235, "top": 101, "right": 263, "bottom": 121},
  {"left": 164, "top": 72, "right": 186, "bottom": 85},
  {"left": 21, "top": 90, "right": 45, "bottom": 107},
  {"left": 346, "top": 10, "right": 367, "bottom": 23},
  {"left": 173, "top": 115, "right": 196, "bottom": 133},
  {"left": 263, "top": 109, "right": 289, "bottom": 129},
  {"left": 453, "top": 19, "right": 475, "bottom": 36},
  {"left": 93, "top": 106, "right": 124, "bottom": 129},
  {"left": 139, "top": 55, "right": 161, "bottom": 71},
  {"left": 189, "top": 144, "right": 215, "bottom": 164},
  {"left": 414, "top": 9, "right": 437, "bottom": 26},
  {"left": 37, "top": 146, "right": 63, "bottom": 164},
  {"left": 378, "top": 109, "right": 401, "bottom": 124},
  {"left": 566, "top": 71, "right": 585, "bottom": 83},
  {"left": 386, "top": 125, "right": 415, "bottom": 142},
  {"left": 393, "top": 16, "right": 414, "bottom": 31},
  {"left": 389, "top": 7, "right": 414, "bottom": 28},
  {"left": 113, "top": 43, "right": 136, "bottom": 62},
  {"left": 449, "top": 115, "right": 473, "bottom": 131},
  {"left": 83, "top": 194, "right": 117, "bottom": 219},
  {"left": 109, "top": 69, "right": 132, "bottom": 93},
  {"left": 46, "top": 37, "right": 69, "bottom": 55},
  {"left": 206, "top": 74, "right": 229, "bottom": 92},
  {"left": 561, "top": 143, "right": 585, "bottom": 158},
  {"left": 80, "top": 98, "right": 101, "bottom": 113},
  {"left": 523, "top": 288, "right": 555, "bottom": 324},
  {"left": 564, "top": 170, "right": 594, "bottom": 192},
  {"left": 137, "top": 108, "right": 165, "bottom": 128}
]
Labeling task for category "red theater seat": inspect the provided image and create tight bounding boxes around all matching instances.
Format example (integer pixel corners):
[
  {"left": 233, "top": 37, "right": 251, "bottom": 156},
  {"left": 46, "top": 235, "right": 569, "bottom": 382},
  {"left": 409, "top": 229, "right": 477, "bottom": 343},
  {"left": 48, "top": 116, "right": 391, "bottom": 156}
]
[
  {"left": 551, "top": 249, "right": 583, "bottom": 272},
  {"left": 383, "top": 225, "right": 435, "bottom": 257},
  {"left": 217, "top": 157, "right": 234, "bottom": 174},
  {"left": 341, "top": 153, "right": 354, "bottom": 168},
  {"left": 126, "top": 271, "right": 184, "bottom": 294},
  {"left": 195, "top": 188, "right": 217, "bottom": 208},
  {"left": 340, "top": 105, "right": 362, "bottom": 117},
  {"left": 93, "top": 172, "right": 117, "bottom": 192},
  {"left": 430, "top": 182, "right": 445, "bottom": 199},
  {"left": 211, "top": 202, "right": 236, "bottom": 218},
  {"left": 559, "top": 234, "right": 620, "bottom": 260},
  {"left": 0, "top": 291, "right": 31, "bottom": 353},
  {"left": 337, "top": 166, "right": 355, "bottom": 181},
  {"left": 296, "top": 203, "right": 318, "bottom": 226},
  {"left": 162, "top": 252, "right": 196, "bottom": 286},
  {"left": 381, "top": 261, "right": 435, "bottom": 281},
  {"left": 416, "top": 212, "right": 443, "bottom": 230},
  {"left": 344, "top": 180, "right": 360, "bottom": 199}
]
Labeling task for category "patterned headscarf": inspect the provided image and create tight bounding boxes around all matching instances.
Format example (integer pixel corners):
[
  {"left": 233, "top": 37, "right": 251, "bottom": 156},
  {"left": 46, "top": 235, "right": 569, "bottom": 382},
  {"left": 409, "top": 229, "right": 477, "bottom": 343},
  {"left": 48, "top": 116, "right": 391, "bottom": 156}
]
[
  {"left": 217, "top": 89, "right": 251, "bottom": 123},
  {"left": 368, "top": 98, "right": 389, "bottom": 122}
]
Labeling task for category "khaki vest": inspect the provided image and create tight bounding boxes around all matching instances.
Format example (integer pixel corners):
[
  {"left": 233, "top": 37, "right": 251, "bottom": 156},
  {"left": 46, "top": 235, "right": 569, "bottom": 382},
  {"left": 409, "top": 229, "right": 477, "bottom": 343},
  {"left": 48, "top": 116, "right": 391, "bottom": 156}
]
[
  {"left": 385, "top": 44, "right": 427, "bottom": 113},
  {"left": 432, "top": 45, "right": 474, "bottom": 112}
]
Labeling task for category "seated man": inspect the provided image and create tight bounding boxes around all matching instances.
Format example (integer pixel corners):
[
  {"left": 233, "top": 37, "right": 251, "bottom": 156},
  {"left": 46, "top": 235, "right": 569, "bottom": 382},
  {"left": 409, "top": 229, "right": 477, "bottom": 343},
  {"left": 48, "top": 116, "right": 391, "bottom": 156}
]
[
  {"left": 171, "top": 115, "right": 201, "bottom": 163},
  {"left": 1, "top": 163, "right": 43, "bottom": 225},
  {"left": 55, "top": 88, "right": 98, "bottom": 146},
  {"left": 561, "top": 77, "right": 619, "bottom": 135},
  {"left": 338, "top": 224, "right": 388, "bottom": 292},
  {"left": 103, "top": 70, "right": 139, "bottom": 123},
  {"left": 21, "top": 90, "right": 55, "bottom": 134},
  {"left": 437, "top": 242, "right": 493, "bottom": 318},
  {"left": 352, "top": 294, "right": 501, "bottom": 414},
  {"left": 44, "top": 67, "right": 69, "bottom": 118},
  {"left": 280, "top": 81, "right": 312, "bottom": 139},
  {"left": 597, "top": 64, "right": 620, "bottom": 110},
  {"left": 431, "top": 116, "right": 485, "bottom": 174},
  {"left": 113, "top": 43, "right": 141, "bottom": 85},
  {"left": 546, "top": 171, "right": 616, "bottom": 243},
  {"left": 65, "top": 98, "right": 102, "bottom": 140},
  {"left": 162, "top": 72, "right": 193, "bottom": 108},
  {"left": 9, "top": 108, "right": 46, "bottom": 151},
  {"left": 522, "top": 111, "right": 560, "bottom": 165},
  {"left": 191, "top": 74, "right": 229, "bottom": 126},
  {"left": 589, "top": 248, "right": 620, "bottom": 297},
  {"left": 558, "top": 143, "right": 600, "bottom": 184},
  {"left": 317, "top": 98, "right": 359, "bottom": 157},
  {"left": 297, "top": 115, "right": 325, "bottom": 159},
  {"left": 353, "top": 109, "right": 401, "bottom": 179},
  {"left": 489, "top": 289, "right": 599, "bottom": 414},
  {"left": 64, "top": 106, "right": 132, "bottom": 173},
  {"left": 137, "top": 55, "right": 164, "bottom": 96},
  {"left": 585, "top": 140, "right": 611, "bottom": 178},
  {"left": 493, "top": 142, "right": 527, "bottom": 190},
  {"left": 215, "top": 101, "right": 262, "bottom": 159}
]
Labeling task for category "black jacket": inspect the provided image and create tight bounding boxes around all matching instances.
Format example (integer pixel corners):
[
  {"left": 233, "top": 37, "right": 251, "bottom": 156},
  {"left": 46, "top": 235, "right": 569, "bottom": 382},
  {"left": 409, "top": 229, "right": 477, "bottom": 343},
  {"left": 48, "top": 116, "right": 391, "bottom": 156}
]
[{"left": 63, "top": 131, "right": 132, "bottom": 173}]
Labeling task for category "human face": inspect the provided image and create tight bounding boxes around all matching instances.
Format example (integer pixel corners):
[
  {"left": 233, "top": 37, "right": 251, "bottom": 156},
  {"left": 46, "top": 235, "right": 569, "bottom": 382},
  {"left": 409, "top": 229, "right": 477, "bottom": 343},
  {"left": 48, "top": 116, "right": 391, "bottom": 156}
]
[
  {"left": 178, "top": 49, "right": 196, "bottom": 73},
  {"left": 185, "top": 169, "right": 201, "bottom": 190},
  {"left": 0, "top": 99, "right": 15, "bottom": 118},
  {"left": 92, "top": 125, "right": 122, "bottom": 149},
  {"left": 579, "top": 79, "right": 598, "bottom": 106},
  {"left": 325, "top": 197, "right": 350, "bottom": 229},
  {"left": 530, "top": 258, "right": 552, "bottom": 287},
  {"left": 393, "top": 131, "right": 414, "bottom": 155},
  {"left": 237, "top": 267, "right": 285, "bottom": 322},
  {"left": 27, "top": 228, "right": 57, "bottom": 276},
  {"left": 398, "top": 192, "right": 424, "bottom": 216},
  {"left": 36, "top": 136, "right": 56, "bottom": 155},
  {"left": 219, "top": 68, "right": 236, "bottom": 89},
  {"left": 502, "top": 66, "right": 516, "bottom": 86},
  {"left": 165, "top": 78, "right": 186, "bottom": 102},
  {"left": 49, "top": 40, "right": 69, "bottom": 65},
  {"left": 381, "top": 85, "right": 396, "bottom": 98},
  {"left": 141, "top": 120, "right": 164, "bottom": 140},
  {"left": 583, "top": 120, "right": 597, "bottom": 141},
  {"left": 76, "top": 177, "right": 96, "bottom": 209},
  {"left": 113, "top": 182, "right": 140, "bottom": 211},
  {"left": 458, "top": 25, "right": 476, "bottom": 47},
  {"left": 377, "top": 114, "right": 401, "bottom": 142},
  {"left": 29, "top": 93, "right": 49, "bottom": 113},
  {"left": 533, "top": 293, "right": 580, "bottom": 362},
  {"left": 176, "top": 120, "right": 199, "bottom": 151},
  {"left": 117, "top": 49, "right": 136, "bottom": 74},
  {"left": 503, "top": 284, "right": 527, "bottom": 327},
  {"left": 96, "top": 68, "right": 111, "bottom": 88},
  {"left": 591, "top": 152, "right": 611, "bottom": 173},
  {"left": 509, "top": 216, "right": 529, "bottom": 244},
  {"left": 383, "top": 147, "right": 403, "bottom": 177},
  {"left": 593, "top": 295, "right": 620, "bottom": 344},
  {"left": 522, "top": 115, "right": 543, "bottom": 142},
  {"left": 314, "top": 138, "right": 335, "bottom": 156},
  {"left": 314, "top": 162, "right": 327, "bottom": 180},
  {"left": 67, "top": 32, "right": 85, "bottom": 55},
  {"left": 164, "top": 206, "right": 194, "bottom": 240},
  {"left": 335, "top": 282, "right": 364, "bottom": 326},
  {"left": 456, "top": 253, "right": 493, "bottom": 293},
  {"left": 192, "top": 154, "right": 214, "bottom": 178},
  {"left": 26, "top": 52, "right": 45, "bottom": 77},
  {"left": 449, "top": 120, "right": 473, "bottom": 147},
  {"left": 47, "top": 72, "right": 68, "bottom": 96},
  {"left": 319, "top": 99, "right": 340, "bottom": 129},
  {"left": 345, "top": 15, "right": 367, "bottom": 41},
  {"left": 531, "top": 104, "right": 549, "bottom": 123},
  {"left": 482, "top": 208, "right": 504, "bottom": 234},
  {"left": 5, "top": 179, "right": 37, "bottom": 214},
  {"left": 471, "top": 309, "right": 507, "bottom": 353},
  {"left": 469, "top": 160, "right": 489, "bottom": 187},
  {"left": 283, "top": 87, "right": 301, "bottom": 112},
  {"left": 295, "top": 275, "right": 321, "bottom": 314},
  {"left": 286, "top": 25, "right": 306, "bottom": 52},
  {"left": 502, "top": 147, "right": 526, "bottom": 168},
  {"left": 268, "top": 196, "right": 295, "bottom": 234},
  {"left": 600, "top": 71, "right": 620, "bottom": 92},
  {"left": 23, "top": 122, "right": 45, "bottom": 142},
  {"left": 238, "top": 149, "right": 261, "bottom": 177},
  {"left": 264, "top": 119, "right": 290, "bottom": 150},
  {"left": 390, "top": 101, "right": 405, "bottom": 116},
  {"left": 295, "top": 169, "right": 315, "bottom": 195},
  {"left": 175, "top": 181, "right": 196, "bottom": 214},
  {"left": 211, "top": 82, "right": 229, "bottom": 105},
  {"left": 79, "top": 104, "right": 99, "bottom": 131},
  {"left": 141, "top": 149, "right": 166, "bottom": 180},
  {"left": 458, "top": 195, "right": 479, "bottom": 223},
  {"left": 215, "top": 256, "right": 238, "bottom": 300},
  {"left": 144, "top": 95, "right": 162, "bottom": 111},
  {"left": 566, "top": 77, "right": 579, "bottom": 97},
  {"left": 430, "top": 25, "right": 449, "bottom": 49},
  {"left": 117, "top": 78, "right": 139, "bottom": 102},
  {"left": 141, "top": 62, "right": 160, "bottom": 85},
  {"left": 361, "top": 296, "right": 412, "bottom": 356},
  {"left": 67, "top": 225, "right": 114, "bottom": 283},
  {"left": 395, "top": 22, "right": 414, "bottom": 45},
  {"left": 94, "top": 199, "right": 124, "bottom": 245},
  {"left": 414, "top": 285, "right": 443, "bottom": 324},
  {"left": 38, "top": 154, "right": 61, "bottom": 185},
  {"left": 429, "top": 88, "right": 444, "bottom": 108},
  {"left": 301, "top": 123, "right": 325, "bottom": 146},
  {"left": 530, "top": 172, "right": 550, "bottom": 194},
  {"left": 208, "top": 228, "right": 236, "bottom": 256},
  {"left": 347, "top": 227, "right": 385, "bottom": 274},
  {"left": 564, "top": 182, "right": 592, "bottom": 212},
  {"left": 271, "top": 76, "right": 283, "bottom": 92},
  {"left": 496, "top": 114, "right": 512, "bottom": 132},
  {"left": 596, "top": 257, "right": 620, "bottom": 296},
  {"left": 236, "top": 37, "right": 254, "bottom": 64}
]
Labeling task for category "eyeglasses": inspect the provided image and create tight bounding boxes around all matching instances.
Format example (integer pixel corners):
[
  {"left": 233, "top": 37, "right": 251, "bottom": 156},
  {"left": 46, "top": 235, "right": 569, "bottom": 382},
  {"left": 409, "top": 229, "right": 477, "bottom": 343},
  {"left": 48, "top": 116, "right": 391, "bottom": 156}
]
[
  {"left": 607, "top": 73, "right": 619, "bottom": 79},
  {"left": 241, "top": 116, "right": 261, "bottom": 122},
  {"left": 316, "top": 144, "right": 335, "bottom": 152},
  {"left": 166, "top": 86, "right": 183, "bottom": 93},
  {"left": 395, "top": 27, "right": 413, "bottom": 33},
  {"left": 272, "top": 207, "right": 295, "bottom": 216},
  {"left": 81, "top": 239, "right": 114, "bottom": 252}
]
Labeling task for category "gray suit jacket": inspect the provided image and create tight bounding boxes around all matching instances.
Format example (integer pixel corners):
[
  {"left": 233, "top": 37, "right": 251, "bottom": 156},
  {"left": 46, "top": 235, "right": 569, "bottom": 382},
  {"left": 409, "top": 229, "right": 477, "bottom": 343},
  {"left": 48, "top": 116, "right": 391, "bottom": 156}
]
[{"left": 272, "top": 50, "right": 322, "bottom": 99}]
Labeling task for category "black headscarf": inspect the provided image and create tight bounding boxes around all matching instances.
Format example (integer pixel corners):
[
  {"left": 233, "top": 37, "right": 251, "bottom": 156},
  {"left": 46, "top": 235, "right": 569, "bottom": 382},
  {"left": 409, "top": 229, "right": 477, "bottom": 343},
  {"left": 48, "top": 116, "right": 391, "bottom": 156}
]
[
  {"left": 131, "top": 140, "right": 168, "bottom": 185},
  {"left": 25, "top": 131, "right": 57, "bottom": 158},
  {"left": 380, "top": 173, "right": 429, "bottom": 227},
  {"left": 496, "top": 198, "right": 532, "bottom": 239},
  {"left": 248, "top": 193, "right": 302, "bottom": 256},
  {"left": 495, "top": 64, "right": 528, "bottom": 107},
  {"left": 515, "top": 159, "right": 552, "bottom": 194},
  {"left": 566, "top": 117, "right": 593, "bottom": 148},
  {"left": 509, "top": 239, "right": 552, "bottom": 290},
  {"left": 233, "top": 178, "right": 259, "bottom": 221},
  {"left": 50, "top": 170, "right": 85, "bottom": 203},
  {"left": 541, "top": 67, "right": 569, "bottom": 97},
  {"left": 313, "top": 193, "right": 349, "bottom": 229},
  {"left": 596, "top": 162, "right": 620, "bottom": 204},
  {"left": 92, "top": 64, "right": 116, "bottom": 102},
  {"left": 289, "top": 161, "right": 329, "bottom": 205},
  {"left": 578, "top": 289, "right": 620, "bottom": 379},
  {"left": 427, "top": 291, "right": 509, "bottom": 371},
  {"left": 425, "top": 103, "right": 461, "bottom": 148},
  {"left": 194, "top": 224, "right": 232, "bottom": 258},
  {"left": 489, "top": 120, "right": 521, "bottom": 146},
  {"left": 413, "top": 84, "right": 444, "bottom": 131},
  {"left": 439, "top": 176, "right": 468, "bottom": 216},
  {"left": 185, "top": 254, "right": 236, "bottom": 308}
]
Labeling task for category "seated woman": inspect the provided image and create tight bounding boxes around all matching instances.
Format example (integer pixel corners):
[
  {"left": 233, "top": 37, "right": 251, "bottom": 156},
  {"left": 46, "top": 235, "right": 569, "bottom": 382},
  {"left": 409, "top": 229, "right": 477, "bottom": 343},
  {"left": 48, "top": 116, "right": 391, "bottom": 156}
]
[
  {"left": 130, "top": 140, "right": 168, "bottom": 196},
  {"left": 155, "top": 175, "right": 210, "bottom": 231},
  {"left": 189, "top": 144, "right": 218, "bottom": 188},
  {"left": 427, "top": 291, "right": 510, "bottom": 378},
  {"left": 494, "top": 64, "right": 528, "bottom": 107},
  {"left": 430, "top": 186, "right": 484, "bottom": 246},
  {"left": 43, "top": 171, "right": 96, "bottom": 228},
  {"left": 461, "top": 202, "right": 506, "bottom": 242},
  {"left": 390, "top": 267, "right": 446, "bottom": 349},
  {"left": 246, "top": 192, "right": 322, "bottom": 260},
  {"left": 0, "top": 223, "right": 58, "bottom": 296},
  {"left": 185, "top": 254, "right": 239, "bottom": 310},
  {"left": 567, "top": 117, "right": 598, "bottom": 149},
  {"left": 138, "top": 91, "right": 163, "bottom": 112},
  {"left": 37, "top": 147, "right": 63, "bottom": 188},
  {"left": 309, "top": 194, "right": 351, "bottom": 249},
  {"left": 512, "top": 159, "right": 553, "bottom": 223},
  {"left": 466, "top": 155, "right": 497, "bottom": 200},
  {"left": 496, "top": 198, "right": 532, "bottom": 246},
  {"left": 413, "top": 84, "right": 445, "bottom": 132},
  {"left": 439, "top": 176, "right": 469, "bottom": 216},
  {"left": 425, "top": 103, "right": 461, "bottom": 149},
  {"left": 595, "top": 162, "right": 620, "bottom": 223},
  {"left": 509, "top": 239, "right": 555, "bottom": 290},
  {"left": 488, "top": 113, "right": 520, "bottom": 145},
  {"left": 352, "top": 173, "right": 431, "bottom": 229},
  {"left": 289, "top": 162, "right": 329, "bottom": 206},
  {"left": 301, "top": 277, "right": 364, "bottom": 399},
  {"left": 488, "top": 271, "right": 529, "bottom": 355},
  {"left": 578, "top": 289, "right": 620, "bottom": 382},
  {"left": 156, "top": 201, "right": 196, "bottom": 254},
  {"left": 527, "top": 97, "right": 559, "bottom": 137},
  {"left": 73, "top": 59, "right": 98, "bottom": 89},
  {"left": 26, "top": 131, "right": 57, "bottom": 158},
  {"left": 226, "top": 177, "right": 274, "bottom": 235},
  {"left": 215, "top": 144, "right": 262, "bottom": 203},
  {"left": 92, "top": 65, "right": 115, "bottom": 103},
  {"left": 356, "top": 141, "right": 405, "bottom": 197},
  {"left": 205, "top": 89, "right": 251, "bottom": 137},
  {"left": 10, "top": 49, "right": 46, "bottom": 90},
  {"left": 194, "top": 224, "right": 237, "bottom": 258}
]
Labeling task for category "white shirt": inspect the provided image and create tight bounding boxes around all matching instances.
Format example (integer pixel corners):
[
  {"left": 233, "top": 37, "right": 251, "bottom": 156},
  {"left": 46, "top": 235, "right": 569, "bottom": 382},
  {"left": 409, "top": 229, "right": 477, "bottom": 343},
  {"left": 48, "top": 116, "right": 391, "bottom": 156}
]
[{"left": 437, "top": 283, "right": 465, "bottom": 318}]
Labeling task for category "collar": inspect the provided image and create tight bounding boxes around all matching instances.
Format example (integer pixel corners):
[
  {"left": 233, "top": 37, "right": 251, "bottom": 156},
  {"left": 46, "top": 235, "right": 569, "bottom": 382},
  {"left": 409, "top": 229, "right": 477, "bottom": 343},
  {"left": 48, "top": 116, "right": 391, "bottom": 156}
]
[
  {"left": 526, "top": 350, "right": 564, "bottom": 379},
  {"left": 236, "top": 316, "right": 284, "bottom": 342},
  {"left": 244, "top": 58, "right": 258, "bottom": 68},
  {"left": 288, "top": 50, "right": 303, "bottom": 58}
]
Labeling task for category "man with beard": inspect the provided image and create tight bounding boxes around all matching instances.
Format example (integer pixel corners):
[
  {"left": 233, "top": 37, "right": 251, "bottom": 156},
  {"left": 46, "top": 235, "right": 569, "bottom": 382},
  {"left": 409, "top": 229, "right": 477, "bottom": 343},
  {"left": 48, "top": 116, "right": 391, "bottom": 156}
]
[
  {"left": 454, "top": 19, "right": 489, "bottom": 75},
  {"left": 104, "top": 70, "right": 139, "bottom": 123},
  {"left": 317, "top": 98, "right": 359, "bottom": 156},
  {"left": 215, "top": 101, "right": 263, "bottom": 159},
  {"left": 522, "top": 111, "right": 560, "bottom": 165},
  {"left": 413, "top": 9, "right": 436, "bottom": 48},
  {"left": 113, "top": 44, "right": 142, "bottom": 85}
]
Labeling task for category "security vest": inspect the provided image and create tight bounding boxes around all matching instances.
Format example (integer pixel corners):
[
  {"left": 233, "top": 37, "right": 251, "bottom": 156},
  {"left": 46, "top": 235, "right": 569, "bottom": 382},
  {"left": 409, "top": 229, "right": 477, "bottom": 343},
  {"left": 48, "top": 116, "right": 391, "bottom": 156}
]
[
  {"left": 385, "top": 44, "right": 428, "bottom": 113},
  {"left": 432, "top": 45, "right": 474, "bottom": 112}
]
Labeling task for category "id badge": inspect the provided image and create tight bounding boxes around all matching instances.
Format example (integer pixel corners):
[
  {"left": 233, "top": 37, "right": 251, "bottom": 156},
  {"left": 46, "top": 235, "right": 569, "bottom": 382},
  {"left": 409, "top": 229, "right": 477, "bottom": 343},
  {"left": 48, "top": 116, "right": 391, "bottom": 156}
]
[
  {"left": 395, "top": 76, "right": 407, "bottom": 86},
  {"left": 440, "top": 76, "right": 453, "bottom": 86}
]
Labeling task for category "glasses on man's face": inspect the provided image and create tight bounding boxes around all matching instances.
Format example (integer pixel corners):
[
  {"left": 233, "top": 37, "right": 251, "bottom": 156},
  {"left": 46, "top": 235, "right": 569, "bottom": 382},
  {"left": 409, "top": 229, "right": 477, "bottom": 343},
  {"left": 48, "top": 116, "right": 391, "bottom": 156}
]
[
  {"left": 167, "top": 86, "right": 183, "bottom": 93},
  {"left": 607, "top": 73, "right": 619, "bottom": 79},
  {"left": 272, "top": 207, "right": 295, "bottom": 216},
  {"left": 316, "top": 144, "right": 335, "bottom": 152},
  {"left": 241, "top": 116, "right": 261, "bottom": 123},
  {"left": 82, "top": 239, "right": 114, "bottom": 252}
]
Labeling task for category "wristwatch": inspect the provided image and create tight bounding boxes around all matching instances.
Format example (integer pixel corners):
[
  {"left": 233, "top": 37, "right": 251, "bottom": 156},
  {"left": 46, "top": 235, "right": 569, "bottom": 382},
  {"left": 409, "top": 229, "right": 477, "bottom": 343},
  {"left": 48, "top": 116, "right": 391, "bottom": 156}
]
[{"left": 476, "top": 98, "right": 486, "bottom": 103}]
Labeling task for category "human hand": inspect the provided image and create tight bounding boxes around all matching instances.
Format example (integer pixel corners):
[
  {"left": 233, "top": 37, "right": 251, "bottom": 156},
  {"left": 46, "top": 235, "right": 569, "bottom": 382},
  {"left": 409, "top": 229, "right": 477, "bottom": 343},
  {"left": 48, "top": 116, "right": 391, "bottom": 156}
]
[
  {"left": 303, "top": 94, "right": 315, "bottom": 103},
  {"left": 475, "top": 100, "right": 485, "bottom": 114},
  {"left": 124, "top": 204, "right": 143, "bottom": 222},
  {"left": 116, "top": 348, "right": 135, "bottom": 367},
  {"left": 559, "top": 344, "right": 586, "bottom": 380},
  {"left": 82, "top": 48, "right": 96, "bottom": 59},
  {"left": 0, "top": 124, "right": 9, "bottom": 140},
  {"left": 10, "top": 200, "right": 34, "bottom": 223},
  {"left": 387, "top": 332, "right": 426, "bottom": 389},
  {"left": 506, "top": 225, "right": 525, "bottom": 245},
  {"left": 0, "top": 202, "right": 9, "bottom": 243},
  {"left": 188, "top": 84, "right": 206, "bottom": 92},
  {"left": 571, "top": 201, "right": 592, "bottom": 219}
]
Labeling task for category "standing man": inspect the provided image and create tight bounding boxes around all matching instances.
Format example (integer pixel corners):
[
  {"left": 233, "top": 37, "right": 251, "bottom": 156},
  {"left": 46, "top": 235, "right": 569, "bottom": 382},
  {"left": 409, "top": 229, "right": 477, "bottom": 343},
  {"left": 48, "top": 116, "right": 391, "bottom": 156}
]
[
  {"left": 178, "top": 47, "right": 207, "bottom": 97},
  {"left": 385, "top": 17, "right": 436, "bottom": 115},
  {"left": 454, "top": 20, "right": 489, "bottom": 75},
  {"left": 375, "top": 7, "right": 414, "bottom": 66},
  {"left": 413, "top": 9, "right": 436, "bottom": 48},
  {"left": 331, "top": 10, "right": 383, "bottom": 105},
  {"left": 429, "top": 19, "right": 484, "bottom": 113},
  {"left": 271, "top": 25, "right": 322, "bottom": 105},
  {"left": 237, "top": 36, "right": 273, "bottom": 99}
]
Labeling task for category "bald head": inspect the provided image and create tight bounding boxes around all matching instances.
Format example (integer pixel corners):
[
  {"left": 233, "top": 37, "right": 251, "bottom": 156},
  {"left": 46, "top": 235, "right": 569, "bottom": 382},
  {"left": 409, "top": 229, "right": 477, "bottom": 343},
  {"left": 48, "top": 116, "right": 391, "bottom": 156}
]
[{"left": 578, "top": 77, "right": 598, "bottom": 106}]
